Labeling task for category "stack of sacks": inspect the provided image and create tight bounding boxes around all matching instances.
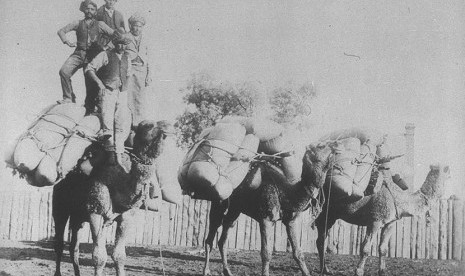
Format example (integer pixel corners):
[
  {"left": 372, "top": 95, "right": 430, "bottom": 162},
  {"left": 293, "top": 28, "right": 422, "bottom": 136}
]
[
  {"left": 178, "top": 122, "right": 259, "bottom": 200},
  {"left": 153, "top": 134, "right": 183, "bottom": 205},
  {"left": 321, "top": 128, "right": 384, "bottom": 201},
  {"left": 220, "top": 116, "right": 303, "bottom": 186},
  {"left": 6, "top": 103, "right": 100, "bottom": 187}
]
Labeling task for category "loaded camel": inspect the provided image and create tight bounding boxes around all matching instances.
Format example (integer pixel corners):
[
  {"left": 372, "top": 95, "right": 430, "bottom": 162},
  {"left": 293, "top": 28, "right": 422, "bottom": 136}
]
[
  {"left": 203, "top": 141, "right": 337, "bottom": 276},
  {"left": 315, "top": 161, "right": 450, "bottom": 276},
  {"left": 53, "top": 120, "right": 175, "bottom": 276}
]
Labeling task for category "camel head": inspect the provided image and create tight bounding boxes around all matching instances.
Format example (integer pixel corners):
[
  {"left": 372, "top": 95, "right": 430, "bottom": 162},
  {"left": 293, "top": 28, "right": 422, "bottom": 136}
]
[
  {"left": 302, "top": 141, "right": 338, "bottom": 189},
  {"left": 132, "top": 120, "right": 175, "bottom": 162},
  {"left": 420, "top": 163, "right": 450, "bottom": 199}
]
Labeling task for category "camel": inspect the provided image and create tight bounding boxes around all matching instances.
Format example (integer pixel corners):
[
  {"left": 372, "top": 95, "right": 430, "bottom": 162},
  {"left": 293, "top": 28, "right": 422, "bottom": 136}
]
[
  {"left": 53, "top": 120, "right": 174, "bottom": 276},
  {"left": 203, "top": 141, "right": 337, "bottom": 276},
  {"left": 315, "top": 163, "right": 450, "bottom": 276}
]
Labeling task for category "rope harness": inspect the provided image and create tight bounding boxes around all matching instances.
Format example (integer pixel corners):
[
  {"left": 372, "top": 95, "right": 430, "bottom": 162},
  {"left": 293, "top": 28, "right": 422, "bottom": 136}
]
[
  {"left": 15, "top": 106, "right": 101, "bottom": 183},
  {"left": 181, "top": 137, "right": 296, "bottom": 192},
  {"left": 319, "top": 133, "right": 404, "bottom": 275}
]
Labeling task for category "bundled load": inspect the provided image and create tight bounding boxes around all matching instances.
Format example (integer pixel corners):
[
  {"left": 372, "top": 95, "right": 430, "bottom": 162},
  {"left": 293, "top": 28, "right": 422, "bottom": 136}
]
[
  {"left": 220, "top": 116, "right": 302, "bottom": 186},
  {"left": 321, "top": 127, "right": 385, "bottom": 201},
  {"left": 178, "top": 116, "right": 302, "bottom": 201},
  {"left": 5, "top": 103, "right": 100, "bottom": 187}
]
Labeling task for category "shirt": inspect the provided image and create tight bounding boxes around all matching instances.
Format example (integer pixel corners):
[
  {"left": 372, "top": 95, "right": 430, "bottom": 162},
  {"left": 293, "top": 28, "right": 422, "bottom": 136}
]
[
  {"left": 86, "top": 50, "right": 132, "bottom": 86},
  {"left": 58, "top": 20, "right": 114, "bottom": 47}
]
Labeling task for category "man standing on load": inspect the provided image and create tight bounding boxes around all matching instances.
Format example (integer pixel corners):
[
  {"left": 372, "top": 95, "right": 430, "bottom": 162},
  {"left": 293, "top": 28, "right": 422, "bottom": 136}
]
[
  {"left": 125, "top": 13, "right": 152, "bottom": 146},
  {"left": 57, "top": 0, "right": 117, "bottom": 114},
  {"left": 96, "top": 0, "right": 126, "bottom": 50},
  {"left": 85, "top": 34, "right": 132, "bottom": 168}
]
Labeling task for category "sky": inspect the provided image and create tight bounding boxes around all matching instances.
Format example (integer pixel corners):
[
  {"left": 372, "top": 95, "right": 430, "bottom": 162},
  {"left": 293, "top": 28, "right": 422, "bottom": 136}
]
[{"left": 0, "top": 0, "right": 464, "bottom": 197}]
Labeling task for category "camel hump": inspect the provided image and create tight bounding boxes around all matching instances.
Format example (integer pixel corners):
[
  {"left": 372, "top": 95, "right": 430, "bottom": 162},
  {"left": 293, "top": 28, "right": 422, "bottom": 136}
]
[{"left": 10, "top": 103, "right": 101, "bottom": 187}]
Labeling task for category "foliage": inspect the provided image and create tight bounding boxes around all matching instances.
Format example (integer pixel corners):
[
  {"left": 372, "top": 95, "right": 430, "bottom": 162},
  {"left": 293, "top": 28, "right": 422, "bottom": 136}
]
[
  {"left": 175, "top": 73, "right": 318, "bottom": 148},
  {"left": 268, "top": 81, "right": 317, "bottom": 126},
  {"left": 174, "top": 73, "right": 260, "bottom": 148}
]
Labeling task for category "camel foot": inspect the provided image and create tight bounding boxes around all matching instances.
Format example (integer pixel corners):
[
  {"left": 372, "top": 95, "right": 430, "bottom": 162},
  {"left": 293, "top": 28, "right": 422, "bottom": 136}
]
[
  {"left": 319, "top": 267, "right": 333, "bottom": 275},
  {"left": 54, "top": 271, "right": 62, "bottom": 276},
  {"left": 355, "top": 267, "right": 365, "bottom": 276},
  {"left": 223, "top": 267, "right": 234, "bottom": 276},
  {"left": 378, "top": 269, "right": 386, "bottom": 276},
  {"left": 203, "top": 268, "right": 211, "bottom": 276}
]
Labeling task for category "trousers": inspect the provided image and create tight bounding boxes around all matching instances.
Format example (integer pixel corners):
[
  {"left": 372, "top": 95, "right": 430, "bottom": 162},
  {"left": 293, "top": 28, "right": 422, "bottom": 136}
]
[
  {"left": 127, "top": 64, "right": 149, "bottom": 129},
  {"left": 99, "top": 88, "right": 131, "bottom": 154},
  {"left": 59, "top": 49, "right": 99, "bottom": 114}
]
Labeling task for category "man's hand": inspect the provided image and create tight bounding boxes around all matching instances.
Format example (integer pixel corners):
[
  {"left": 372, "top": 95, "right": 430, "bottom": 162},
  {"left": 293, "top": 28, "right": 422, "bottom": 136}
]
[
  {"left": 98, "top": 83, "right": 107, "bottom": 94},
  {"left": 64, "top": 40, "right": 76, "bottom": 47}
]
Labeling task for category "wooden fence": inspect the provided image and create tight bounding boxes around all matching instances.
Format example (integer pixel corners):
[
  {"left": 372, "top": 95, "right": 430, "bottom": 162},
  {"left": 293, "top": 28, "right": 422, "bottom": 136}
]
[{"left": 0, "top": 190, "right": 464, "bottom": 261}]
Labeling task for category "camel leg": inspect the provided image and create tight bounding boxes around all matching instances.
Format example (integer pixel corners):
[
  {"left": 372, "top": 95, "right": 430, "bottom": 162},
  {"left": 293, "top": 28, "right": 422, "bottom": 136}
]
[
  {"left": 112, "top": 210, "right": 136, "bottom": 276},
  {"left": 378, "top": 222, "right": 395, "bottom": 276},
  {"left": 89, "top": 213, "right": 108, "bottom": 276},
  {"left": 53, "top": 212, "right": 68, "bottom": 276},
  {"left": 259, "top": 219, "right": 275, "bottom": 276},
  {"left": 69, "top": 221, "right": 86, "bottom": 276},
  {"left": 355, "top": 223, "right": 381, "bottom": 276},
  {"left": 218, "top": 208, "right": 241, "bottom": 276},
  {"left": 315, "top": 214, "right": 336, "bottom": 275},
  {"left": 203, "top": 201, "right": 227, "bottom": 276},
  {"left": 284, "top": 215, "right": 310, "bottom": 276}
]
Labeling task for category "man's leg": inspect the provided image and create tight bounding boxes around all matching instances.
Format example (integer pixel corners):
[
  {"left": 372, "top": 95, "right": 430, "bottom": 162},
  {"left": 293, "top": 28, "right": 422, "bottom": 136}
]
[
  {"left": 59, "top": 51, "right": 84, "bottom": 103},
  {"left": 99, "top": 88, "right": 118, "bottom": 153},
  {"left": 84, "top": 66, "right": 100, "bottom": 115},
  {"left": 114, "top": 90, "right": 131, "bottom": 166}
]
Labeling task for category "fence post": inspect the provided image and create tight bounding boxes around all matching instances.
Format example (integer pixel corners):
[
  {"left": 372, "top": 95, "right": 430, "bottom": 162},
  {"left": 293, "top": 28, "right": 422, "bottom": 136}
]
[
  {"left": 447, "top": 198, "right": 454, "bottom": 259},
  {"left": 451, "top": 196, "right": 463, "bottom": 260},
  {"left": 438, "top": 199, "right": 448, "bottom": 259},
  {"left": 430, "top": 201, "right": 440, "bottom": 259}
]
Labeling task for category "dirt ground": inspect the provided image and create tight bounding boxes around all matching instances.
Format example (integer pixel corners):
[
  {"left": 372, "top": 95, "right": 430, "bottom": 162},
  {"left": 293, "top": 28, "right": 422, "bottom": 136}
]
[{"left": 0, "top": 240, "right": 463, "bottom": 276}]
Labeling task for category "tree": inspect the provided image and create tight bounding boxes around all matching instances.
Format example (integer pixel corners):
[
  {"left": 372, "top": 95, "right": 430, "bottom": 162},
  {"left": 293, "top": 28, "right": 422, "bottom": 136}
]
[
  {"left": 268, "top": 81, "right": 317, "bottom": 129},
  {"left": 175, "top": 73, "right": 260, "bottom": 148}
]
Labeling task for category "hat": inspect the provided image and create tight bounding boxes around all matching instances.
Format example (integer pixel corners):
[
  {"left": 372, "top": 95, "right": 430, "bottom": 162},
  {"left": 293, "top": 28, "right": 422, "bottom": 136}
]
[
  {"left": 79, "top": 0, "right": 97, "bottom": 12},
  {"left": 128, "top": 13, "right": 146, "bottom": 26},
  {"left": 112, "top": 33, "right": 132, "bottom": 45}
]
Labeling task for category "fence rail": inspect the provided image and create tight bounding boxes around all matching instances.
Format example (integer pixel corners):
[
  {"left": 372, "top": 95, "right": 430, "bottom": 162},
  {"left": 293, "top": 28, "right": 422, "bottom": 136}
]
[{"left": 0, "top": 190, "right": 464, "bottom": 260}]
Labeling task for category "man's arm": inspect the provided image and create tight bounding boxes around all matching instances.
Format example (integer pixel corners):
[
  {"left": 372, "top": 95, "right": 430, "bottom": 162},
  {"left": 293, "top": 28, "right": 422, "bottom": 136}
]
[
  {"left": 57, "top": 21, "right": 79, "bottom": 47},
  {"left": 97, "top": 21, "right": 116, "bottom": 37},
  {"left": 145, "top": 45, "right": 152, "bottom": 87},
  {"left": 85, "top": 52, "right": 109, "bottom": 91}
]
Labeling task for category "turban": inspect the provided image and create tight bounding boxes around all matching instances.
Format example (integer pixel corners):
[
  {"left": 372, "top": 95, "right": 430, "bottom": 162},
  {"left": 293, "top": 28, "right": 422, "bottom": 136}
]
[
  {"left": 128, "top": 13, "right": 146, "bottom": 26},
  {"left": 79, "top": 0, "right": 97, "bottom": 12}
]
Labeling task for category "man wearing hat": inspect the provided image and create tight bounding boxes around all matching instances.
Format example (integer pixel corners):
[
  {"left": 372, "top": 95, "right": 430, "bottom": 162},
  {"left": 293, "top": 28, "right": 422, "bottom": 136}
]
[
  {"left": 85, "top": 33, "right": 132, "bottom": 167},
  {"left": 57, "top": 0, "right": 117, "bottom": 114},
  {"left": 96, "top": 0, "right": 126, "bottom": 49},
  {"left": 125, "top": 13, "right": 153, "bottom": 145}
]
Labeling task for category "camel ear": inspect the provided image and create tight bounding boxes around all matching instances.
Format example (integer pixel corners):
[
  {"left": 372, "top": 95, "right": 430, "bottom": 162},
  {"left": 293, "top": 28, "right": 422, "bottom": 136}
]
[{"left": 443, "top": 166, "right": 450, "bottom": 173}]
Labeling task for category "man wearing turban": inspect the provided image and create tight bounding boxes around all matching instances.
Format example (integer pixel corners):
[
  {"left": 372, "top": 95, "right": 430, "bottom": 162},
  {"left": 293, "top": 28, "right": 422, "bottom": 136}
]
[
  {"left": 57, "top": 0, "right": 117, "bottom": 114},
  {"left": 125, "top": 13, "right": 152, "bottom": 145}
]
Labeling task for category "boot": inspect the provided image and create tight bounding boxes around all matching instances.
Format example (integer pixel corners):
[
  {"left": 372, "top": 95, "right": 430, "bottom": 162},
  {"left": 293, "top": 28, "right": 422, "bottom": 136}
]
[{"left": 392, "top": 174, "right": 408, "bottom": 190}]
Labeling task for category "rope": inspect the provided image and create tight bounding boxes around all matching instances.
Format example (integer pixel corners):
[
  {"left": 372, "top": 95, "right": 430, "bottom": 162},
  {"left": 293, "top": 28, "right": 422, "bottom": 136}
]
[{"left": 320, "top": 153, "right": 336, "bottom": 276}]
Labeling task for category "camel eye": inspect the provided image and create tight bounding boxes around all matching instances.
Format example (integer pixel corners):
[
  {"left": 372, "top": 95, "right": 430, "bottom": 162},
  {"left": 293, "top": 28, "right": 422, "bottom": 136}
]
[{"left": 443, "top": 166, "right": 449, "bottom": 173}]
